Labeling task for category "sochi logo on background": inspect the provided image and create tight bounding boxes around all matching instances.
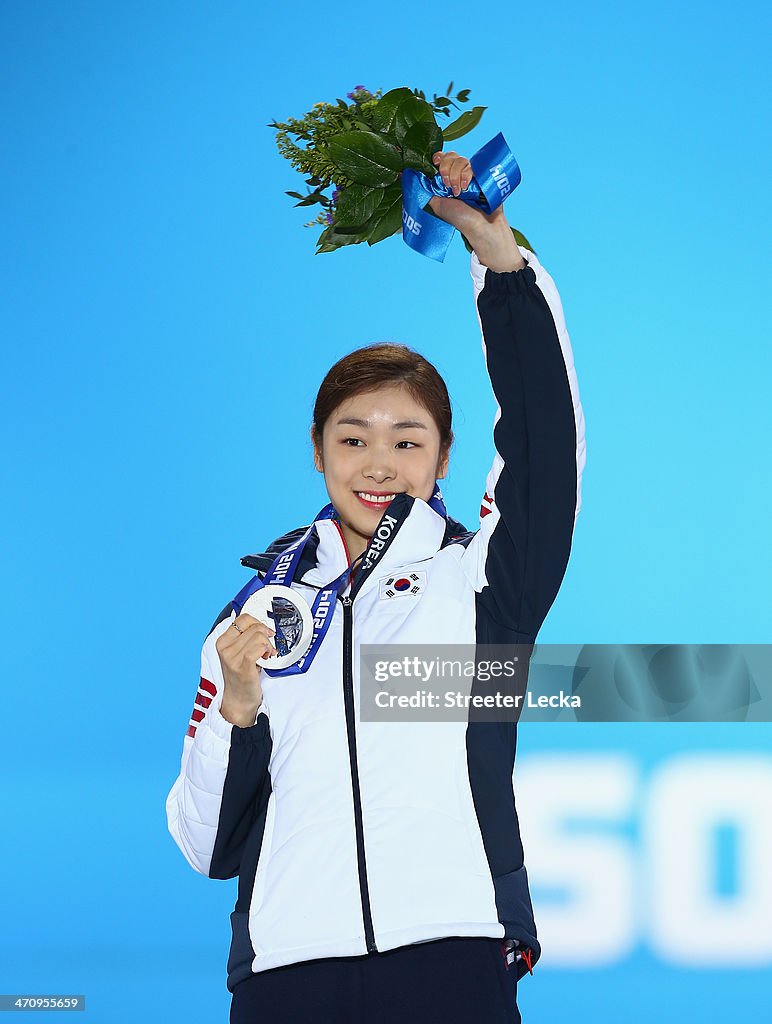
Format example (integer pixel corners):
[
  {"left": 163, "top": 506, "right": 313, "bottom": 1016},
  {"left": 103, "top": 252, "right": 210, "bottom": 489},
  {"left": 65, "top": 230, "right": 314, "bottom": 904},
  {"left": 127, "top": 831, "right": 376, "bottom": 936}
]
[{"left": 379, "top": 571, "right": 426, "bottom": 600}]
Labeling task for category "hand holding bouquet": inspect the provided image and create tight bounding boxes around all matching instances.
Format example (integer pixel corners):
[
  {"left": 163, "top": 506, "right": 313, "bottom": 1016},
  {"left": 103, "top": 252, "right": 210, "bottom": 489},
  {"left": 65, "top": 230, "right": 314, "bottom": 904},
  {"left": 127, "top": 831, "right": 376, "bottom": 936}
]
[
  {"left": 426, "top": 149, "right": 527, "bottom": 272},
  {"left": 268, "top": 85, "right": 535, "bottom": 261}
]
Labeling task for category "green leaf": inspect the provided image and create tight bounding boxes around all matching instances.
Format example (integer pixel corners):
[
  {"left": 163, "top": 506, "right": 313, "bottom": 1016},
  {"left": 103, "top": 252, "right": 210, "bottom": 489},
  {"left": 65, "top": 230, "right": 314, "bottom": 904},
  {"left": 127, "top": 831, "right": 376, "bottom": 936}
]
[
  {"left": 333, "top": 183, "right": 383, "bottom": 228},
  {"left": 434, "top": 96, "right": 451, "bottom": 106},
  {"left": 337, "top": 98, "right": 348, "bottom": 108},
  {"left": 369, "top": 88, "right": 415, "bottom": 133},
  {"left": 393, "top": 94, "right": 436, "bottom": 144},
  {"left": 315, "top": 224, "right": 366, "bottom": 253},
  {"left": 446, "top": 81, "right": 454, "bottom": 95},
  {"left": 332, "top": 186, "right": 394, "bottom": 238},
  {"left": 441, "top": 105, "right": 486, "bottom": 141},
  {"left": 294, "top": 193, "right": 325, "bottom": 207},
  {"left": 333, "top": 223, "right": 369, "bottom": 235},
  {"left": 370, "top": 88, "right": 436, "bottom": 143},
  {"left": 401, "top": 120, "right": 443, "bottom": 175},
  {"left": 366, "top": 183, "right": 404, "bottom": 245},
  {"left": 456, "top": 88, "right": 471, "bottom": 102},
  {"left": 285, "top": 191, "right": 305, "bottom": 199},
  {"left": 326, "top": 131, "right": 402, "bottom": 186}
]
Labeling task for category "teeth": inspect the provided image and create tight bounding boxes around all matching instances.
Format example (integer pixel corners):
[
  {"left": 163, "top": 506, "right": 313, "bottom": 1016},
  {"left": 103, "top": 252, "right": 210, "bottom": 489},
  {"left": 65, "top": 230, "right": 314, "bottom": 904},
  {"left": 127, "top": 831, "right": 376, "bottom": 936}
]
[{"left": 357, "top": 492, "right": 396, "bottom": 503}]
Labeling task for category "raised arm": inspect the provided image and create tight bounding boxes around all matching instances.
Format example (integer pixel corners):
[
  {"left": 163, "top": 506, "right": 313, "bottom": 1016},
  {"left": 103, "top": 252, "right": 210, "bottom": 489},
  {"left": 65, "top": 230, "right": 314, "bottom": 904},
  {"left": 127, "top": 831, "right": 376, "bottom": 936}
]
[
  {"left": 427, "top": 150, "right": 585, "bottom": 641},
  {"left": 462, "top": 244, "right": 586, "bottom": 641},
  {"left": 165, "top": 608, "right": 272, "bottom": 879}
]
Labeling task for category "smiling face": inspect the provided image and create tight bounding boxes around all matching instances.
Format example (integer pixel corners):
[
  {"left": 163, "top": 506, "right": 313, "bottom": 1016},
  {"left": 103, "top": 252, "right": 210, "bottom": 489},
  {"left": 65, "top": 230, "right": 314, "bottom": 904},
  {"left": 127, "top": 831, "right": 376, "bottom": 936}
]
[{"left": 312, "top": 384, "right": 450, "bottom": 563}]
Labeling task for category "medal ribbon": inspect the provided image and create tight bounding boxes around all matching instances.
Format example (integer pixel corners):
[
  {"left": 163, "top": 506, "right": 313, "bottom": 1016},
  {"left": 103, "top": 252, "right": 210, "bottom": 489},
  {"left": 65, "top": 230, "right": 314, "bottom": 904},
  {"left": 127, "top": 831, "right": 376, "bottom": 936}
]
[
  {"left": 400, "top": 131, "right": 521, "bottom": 263},
  {"left": 231, "top": 485, "right": 447, "bottom": 676}
]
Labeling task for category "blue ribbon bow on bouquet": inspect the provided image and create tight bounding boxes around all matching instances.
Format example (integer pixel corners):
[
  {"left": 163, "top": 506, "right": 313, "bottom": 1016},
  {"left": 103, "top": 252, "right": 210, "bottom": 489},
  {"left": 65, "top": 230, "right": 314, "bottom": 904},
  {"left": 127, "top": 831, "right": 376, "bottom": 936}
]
[{"left": 400, "top": 132, "right": 521, "bottom": 262}]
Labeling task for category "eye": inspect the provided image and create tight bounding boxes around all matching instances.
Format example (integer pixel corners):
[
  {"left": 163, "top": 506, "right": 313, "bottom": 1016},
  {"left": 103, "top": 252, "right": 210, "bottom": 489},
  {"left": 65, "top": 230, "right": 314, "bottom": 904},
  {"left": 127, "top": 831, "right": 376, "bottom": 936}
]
[
  {"left": 396, "top": 441, "right": 419, "bottom": 449},
  {"left": 342, "top": 437, "right": 365, "bottom": 447}
]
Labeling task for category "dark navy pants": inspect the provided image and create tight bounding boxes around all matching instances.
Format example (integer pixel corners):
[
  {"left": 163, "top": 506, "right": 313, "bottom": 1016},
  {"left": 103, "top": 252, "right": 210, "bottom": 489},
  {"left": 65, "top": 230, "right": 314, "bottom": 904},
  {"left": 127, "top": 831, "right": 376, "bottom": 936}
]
[{"left": 230, "top": 936, "right": 520, "bottom": 1023}]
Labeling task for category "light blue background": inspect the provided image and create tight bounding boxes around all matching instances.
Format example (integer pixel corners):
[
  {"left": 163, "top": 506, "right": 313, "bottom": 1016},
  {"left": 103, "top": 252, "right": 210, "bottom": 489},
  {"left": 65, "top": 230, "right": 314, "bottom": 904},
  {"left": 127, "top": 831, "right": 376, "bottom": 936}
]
[{"left": 1, "top": 1, "right": 769, "bottom": 1021}]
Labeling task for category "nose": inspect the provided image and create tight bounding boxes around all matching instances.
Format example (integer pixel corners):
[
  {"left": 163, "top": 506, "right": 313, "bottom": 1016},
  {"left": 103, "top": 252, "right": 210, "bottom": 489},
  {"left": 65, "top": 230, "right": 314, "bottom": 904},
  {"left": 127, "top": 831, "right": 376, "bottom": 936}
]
[{"left": 362, "top": 447, "right": 397, "bottom": 484}]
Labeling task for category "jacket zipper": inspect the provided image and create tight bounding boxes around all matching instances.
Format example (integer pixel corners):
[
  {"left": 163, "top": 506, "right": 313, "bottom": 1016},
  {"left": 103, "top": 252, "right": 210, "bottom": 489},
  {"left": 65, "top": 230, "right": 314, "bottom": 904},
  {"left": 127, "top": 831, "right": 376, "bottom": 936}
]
[{"left": 340, "top": 592, "right": 378, "bottom": 954}]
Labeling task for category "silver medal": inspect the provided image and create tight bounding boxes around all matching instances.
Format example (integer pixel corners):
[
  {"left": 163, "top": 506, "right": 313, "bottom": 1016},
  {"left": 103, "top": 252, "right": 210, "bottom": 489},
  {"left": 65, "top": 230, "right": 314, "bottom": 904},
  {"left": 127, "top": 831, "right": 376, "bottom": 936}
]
[{"left": 241, "top": 584, "right": 314, "bottom": 670}]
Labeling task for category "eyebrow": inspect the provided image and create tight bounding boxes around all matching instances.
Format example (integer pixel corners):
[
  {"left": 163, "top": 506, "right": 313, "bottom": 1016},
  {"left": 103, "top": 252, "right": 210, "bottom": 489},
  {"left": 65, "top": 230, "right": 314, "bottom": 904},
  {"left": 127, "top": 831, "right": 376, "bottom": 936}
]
[{"left": 335, "top": 417, "right": 429, "bottom": 430}]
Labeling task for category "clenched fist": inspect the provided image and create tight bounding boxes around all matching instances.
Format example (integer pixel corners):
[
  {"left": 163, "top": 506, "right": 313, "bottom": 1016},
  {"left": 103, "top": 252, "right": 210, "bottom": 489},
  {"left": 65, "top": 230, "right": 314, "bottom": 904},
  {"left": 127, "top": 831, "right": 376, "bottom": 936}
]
[
  {"left": 215, "top": 613, "right": 277, "bottom": 727},
  {"left": 427, "top": 149, "right": 525, "bottom": 273}
]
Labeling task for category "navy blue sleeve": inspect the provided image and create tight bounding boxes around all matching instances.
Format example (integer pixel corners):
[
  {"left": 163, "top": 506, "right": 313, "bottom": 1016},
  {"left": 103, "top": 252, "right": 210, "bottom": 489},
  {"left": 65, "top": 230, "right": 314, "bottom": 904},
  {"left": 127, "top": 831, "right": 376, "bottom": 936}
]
[
  {"left": 465, "top": 248, "right": 584, "bottom": 643},
  {"left": 209, "top": 713, "right": 273, "bottom": 880},
  {"left": 461, "top": 248, "right": 585, "bottom": 974}
]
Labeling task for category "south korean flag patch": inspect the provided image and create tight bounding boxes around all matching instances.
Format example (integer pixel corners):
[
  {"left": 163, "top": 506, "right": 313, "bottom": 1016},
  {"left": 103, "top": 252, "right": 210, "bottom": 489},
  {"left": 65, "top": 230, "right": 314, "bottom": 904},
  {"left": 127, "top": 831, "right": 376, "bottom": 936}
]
[{"left": 379, "top": 571, "right": 426, "bottom": 600}]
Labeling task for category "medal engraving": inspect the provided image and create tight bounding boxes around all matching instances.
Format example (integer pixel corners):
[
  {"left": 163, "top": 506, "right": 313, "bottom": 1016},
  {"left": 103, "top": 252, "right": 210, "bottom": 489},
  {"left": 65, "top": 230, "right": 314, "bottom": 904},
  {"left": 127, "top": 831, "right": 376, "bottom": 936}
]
[{"left": 241, "top": 584, "right": 314, "bottom": 670}]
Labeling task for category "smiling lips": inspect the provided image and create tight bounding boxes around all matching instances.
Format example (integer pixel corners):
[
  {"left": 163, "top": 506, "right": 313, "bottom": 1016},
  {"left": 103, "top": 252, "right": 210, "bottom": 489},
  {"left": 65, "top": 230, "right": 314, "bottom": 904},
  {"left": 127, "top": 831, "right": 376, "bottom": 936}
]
[{"left": 355, "top": 491, "right": 398, "bottom": 510}]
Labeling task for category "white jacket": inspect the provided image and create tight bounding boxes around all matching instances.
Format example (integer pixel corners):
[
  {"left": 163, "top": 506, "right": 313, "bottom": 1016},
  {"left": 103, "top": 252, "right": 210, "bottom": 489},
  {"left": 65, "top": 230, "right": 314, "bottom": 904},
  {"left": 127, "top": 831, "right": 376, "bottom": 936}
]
[{"left": 166, "top": 246, "right": 586, "bottom": 990}]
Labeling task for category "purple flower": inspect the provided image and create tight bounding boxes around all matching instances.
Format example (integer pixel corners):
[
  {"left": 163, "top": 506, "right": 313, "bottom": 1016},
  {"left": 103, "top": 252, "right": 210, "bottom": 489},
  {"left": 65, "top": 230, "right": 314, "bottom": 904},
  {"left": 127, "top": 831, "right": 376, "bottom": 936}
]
[
  {"left": 332, "top": 188, "right": 340, "bottom": 202},
  {"left": 326, "top": 211, "right": 334, "bottom": 225}
]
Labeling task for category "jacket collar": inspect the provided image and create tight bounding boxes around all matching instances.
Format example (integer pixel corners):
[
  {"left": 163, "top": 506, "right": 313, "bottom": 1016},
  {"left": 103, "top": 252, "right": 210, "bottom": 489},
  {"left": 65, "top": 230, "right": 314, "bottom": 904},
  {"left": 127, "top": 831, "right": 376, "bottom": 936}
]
[{"left": 241, "top": 492, "right": 469, "bottom": 591}]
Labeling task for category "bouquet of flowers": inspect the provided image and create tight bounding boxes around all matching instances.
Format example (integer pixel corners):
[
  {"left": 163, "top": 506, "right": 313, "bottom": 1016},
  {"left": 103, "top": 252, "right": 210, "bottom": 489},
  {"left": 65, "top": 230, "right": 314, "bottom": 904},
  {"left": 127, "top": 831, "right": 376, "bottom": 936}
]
[{"left": 268, "top": 84, "right": 534, "bottom": 259}]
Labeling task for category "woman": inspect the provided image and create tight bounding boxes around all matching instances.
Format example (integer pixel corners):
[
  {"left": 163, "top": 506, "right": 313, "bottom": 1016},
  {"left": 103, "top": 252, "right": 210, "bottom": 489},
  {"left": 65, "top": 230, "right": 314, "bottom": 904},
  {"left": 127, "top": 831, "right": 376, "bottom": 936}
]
[{"left": 166, "top": 148, "right": 586, "bottom": 1023}]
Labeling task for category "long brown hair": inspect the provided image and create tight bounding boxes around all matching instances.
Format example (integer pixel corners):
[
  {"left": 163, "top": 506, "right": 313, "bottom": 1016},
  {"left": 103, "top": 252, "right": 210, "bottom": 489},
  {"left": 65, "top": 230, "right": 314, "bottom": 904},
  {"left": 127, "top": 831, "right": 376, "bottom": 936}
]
[{"left": 311, "top": 343, "right": 454, "bottom": 458}]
